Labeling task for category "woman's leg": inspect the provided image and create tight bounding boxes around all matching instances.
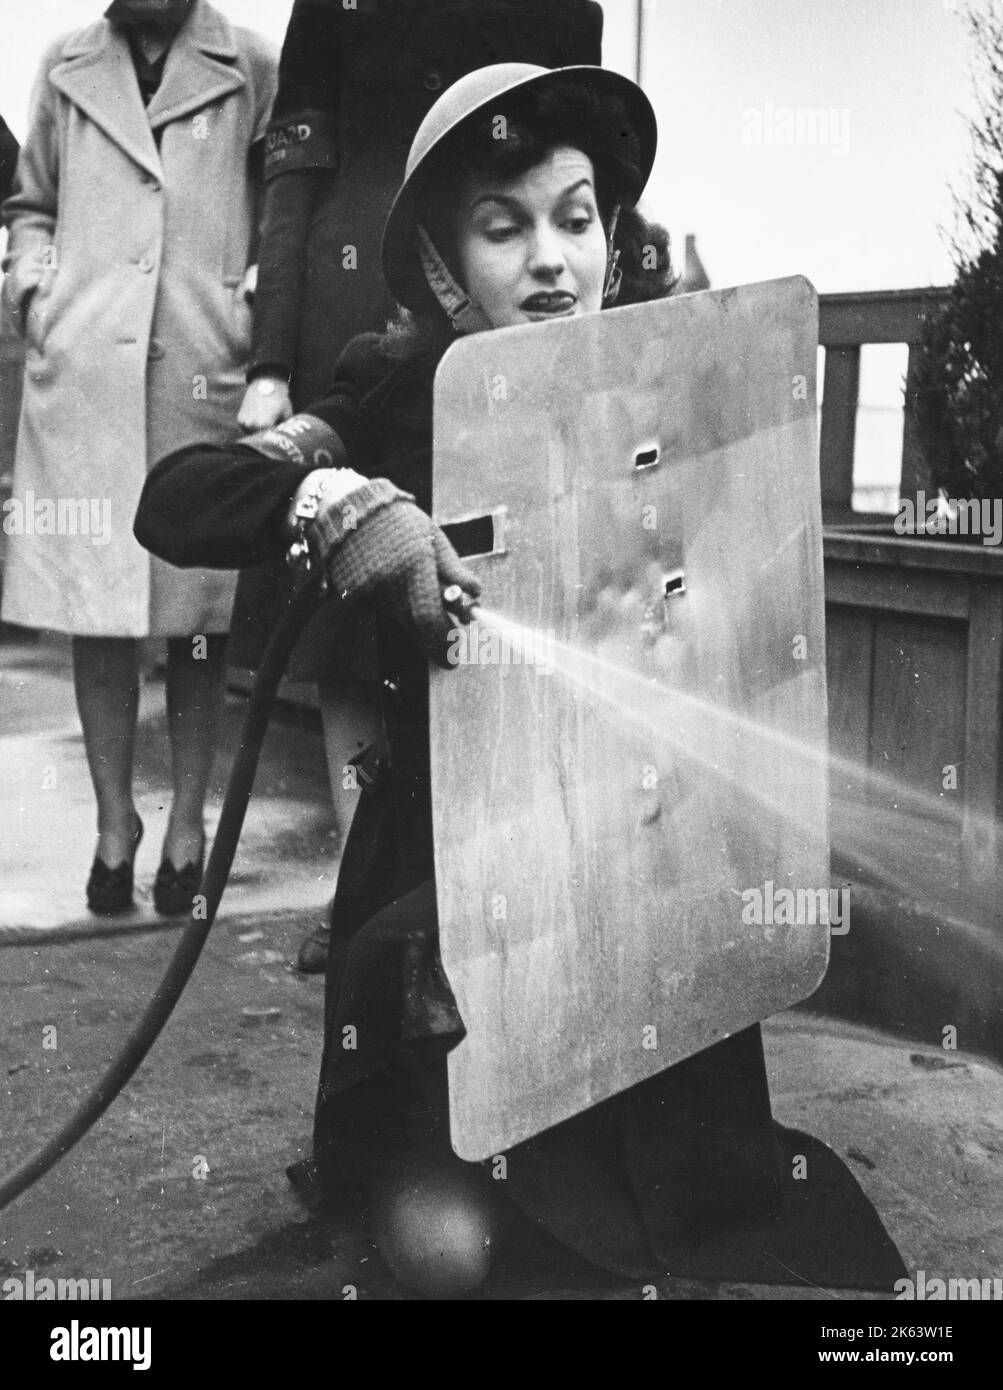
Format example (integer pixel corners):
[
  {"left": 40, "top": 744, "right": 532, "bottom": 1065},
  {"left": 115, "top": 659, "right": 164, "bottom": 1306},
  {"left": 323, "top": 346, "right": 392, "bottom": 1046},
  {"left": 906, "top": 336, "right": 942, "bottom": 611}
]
[
  {"left": 297, "top": 677, "right": 385, "bottom": 971},
  {"left": 319, "top": 678, "right": 385, "bottom": 846},
  {"left": 162, "top": 633, "right": 228, "bottom": 866},
  {"left": 71, "top": 636, "right": 141, "bottom": 864}
]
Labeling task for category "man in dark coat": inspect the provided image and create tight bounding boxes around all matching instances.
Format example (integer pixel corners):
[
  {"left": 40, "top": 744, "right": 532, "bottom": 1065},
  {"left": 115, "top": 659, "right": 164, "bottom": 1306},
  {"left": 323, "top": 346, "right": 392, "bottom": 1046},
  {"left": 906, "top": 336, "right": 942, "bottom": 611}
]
[
  {"left": 231, "top": 0, "right": 606, "bottom": 973},
  {"left": 0, "top": 116, "right": 18, "bottom": 208},
  {"left": 239, "top": 0, "right": 604, "bottom": 421}
]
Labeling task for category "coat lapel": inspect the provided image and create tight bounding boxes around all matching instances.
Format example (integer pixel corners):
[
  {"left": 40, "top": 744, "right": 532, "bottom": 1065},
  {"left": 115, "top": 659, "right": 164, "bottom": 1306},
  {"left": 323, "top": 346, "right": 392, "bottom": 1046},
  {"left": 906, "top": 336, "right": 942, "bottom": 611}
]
[
  {"left": 49, "top": 23, "right": 162, "bottom": 182},
  {"left": 45, "top": 3, "right": 245, "bottom": 178},
  {"left": 145, "top": 2, "right": 245, "bottom": 134}
]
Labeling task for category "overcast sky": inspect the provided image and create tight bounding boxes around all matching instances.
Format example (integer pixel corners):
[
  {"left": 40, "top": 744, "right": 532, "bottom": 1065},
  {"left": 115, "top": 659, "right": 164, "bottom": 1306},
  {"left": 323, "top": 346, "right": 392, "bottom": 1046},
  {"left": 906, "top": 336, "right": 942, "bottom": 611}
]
[
  {"left": 0, "top": 1, "right": 977, "bottom": 296},
  {"left": 0, "top": 1, "right": 980, "bottom": 500},
  {"left": 0, "top": 0, "right": 978, "bottom": 296}
]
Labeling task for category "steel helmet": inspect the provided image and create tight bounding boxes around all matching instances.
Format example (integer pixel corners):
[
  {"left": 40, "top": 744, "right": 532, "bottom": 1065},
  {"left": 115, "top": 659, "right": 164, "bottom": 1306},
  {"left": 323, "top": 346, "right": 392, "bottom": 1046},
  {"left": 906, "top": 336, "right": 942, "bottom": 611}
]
[{"left": 381, "top": 63, "right": 658, "bottom": 316}]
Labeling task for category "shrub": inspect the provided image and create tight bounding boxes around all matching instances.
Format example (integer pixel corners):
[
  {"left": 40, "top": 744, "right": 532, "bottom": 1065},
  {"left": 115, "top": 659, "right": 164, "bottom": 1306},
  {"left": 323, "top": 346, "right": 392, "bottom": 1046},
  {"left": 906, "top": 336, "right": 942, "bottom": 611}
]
[{"left": 915, "top": 3, "right": 1003, "bottom": 500}]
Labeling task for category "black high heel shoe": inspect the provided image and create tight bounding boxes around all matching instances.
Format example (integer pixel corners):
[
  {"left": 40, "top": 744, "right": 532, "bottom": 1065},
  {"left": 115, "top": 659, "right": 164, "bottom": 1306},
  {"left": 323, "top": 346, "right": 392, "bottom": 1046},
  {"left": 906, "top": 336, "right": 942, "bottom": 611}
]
[
  {"left": 153, "top": 839, "right": 206, "bottom": 917},
  {"left": 86, "top": 817, "right": 144, "bottom": 915}
]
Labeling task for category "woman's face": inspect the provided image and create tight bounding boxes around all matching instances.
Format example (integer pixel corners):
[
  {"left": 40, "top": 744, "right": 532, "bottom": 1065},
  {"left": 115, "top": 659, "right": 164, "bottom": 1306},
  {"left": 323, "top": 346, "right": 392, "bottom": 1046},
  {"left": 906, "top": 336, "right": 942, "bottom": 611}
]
[
  {"left": 105, "top": 0, "right": 192, "bottom": 30},
  {"left": 453, "top": 146, "right": 609, "bottom": 331}
]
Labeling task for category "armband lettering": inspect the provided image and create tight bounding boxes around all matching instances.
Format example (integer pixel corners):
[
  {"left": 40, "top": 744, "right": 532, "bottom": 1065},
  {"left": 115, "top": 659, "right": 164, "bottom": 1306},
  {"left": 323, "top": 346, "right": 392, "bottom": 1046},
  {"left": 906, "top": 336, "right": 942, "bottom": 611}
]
[
  {"left": 263, "top": 109, "right": 338, "bottom": 178},
  {"left": 242, "top": 414, "right": 346, "bottom": 470}
]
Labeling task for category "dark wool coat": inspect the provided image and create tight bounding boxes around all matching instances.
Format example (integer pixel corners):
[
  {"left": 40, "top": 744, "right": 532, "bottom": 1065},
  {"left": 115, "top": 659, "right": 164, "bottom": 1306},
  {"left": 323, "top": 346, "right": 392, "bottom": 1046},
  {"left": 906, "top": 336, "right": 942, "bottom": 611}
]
[
  {"left": 251, "top": 0, "right": 604, "bottom": 399},
  {"left": 135, "top": 332, "right": 905, "bottom": 1289},
  {"left": 0, "top": 116, "right": 18, "bottom": 208},
  {"left": 232, "top": 0, "right": 604, "bottom": 678}
]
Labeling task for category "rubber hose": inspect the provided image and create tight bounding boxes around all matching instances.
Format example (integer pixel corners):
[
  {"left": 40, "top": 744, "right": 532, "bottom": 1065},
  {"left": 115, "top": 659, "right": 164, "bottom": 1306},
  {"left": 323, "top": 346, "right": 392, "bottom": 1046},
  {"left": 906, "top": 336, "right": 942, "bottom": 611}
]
[{"left": 0, "top": 576, "right": 327, "bottom": 1211}]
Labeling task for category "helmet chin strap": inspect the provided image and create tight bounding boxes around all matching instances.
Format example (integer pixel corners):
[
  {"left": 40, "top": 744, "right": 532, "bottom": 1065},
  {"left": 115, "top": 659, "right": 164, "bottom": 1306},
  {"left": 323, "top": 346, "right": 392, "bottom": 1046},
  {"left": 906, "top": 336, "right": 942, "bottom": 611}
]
[
  {"left": 602, "top": 203, "right": 623, "bottom": 306},
  {"left": 417, "top": 227, "right": 494, "bottom": 336},
  {"left": 417, "top": 202, "right": 625, "bottom": 333}
]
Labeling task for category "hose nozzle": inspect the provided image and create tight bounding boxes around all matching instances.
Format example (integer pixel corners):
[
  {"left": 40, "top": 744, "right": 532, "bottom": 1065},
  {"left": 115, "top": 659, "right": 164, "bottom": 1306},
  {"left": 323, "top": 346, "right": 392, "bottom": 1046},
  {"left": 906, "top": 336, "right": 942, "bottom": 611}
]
[{"left": 443, "top": 584, "right": 480, "bottom": 624}]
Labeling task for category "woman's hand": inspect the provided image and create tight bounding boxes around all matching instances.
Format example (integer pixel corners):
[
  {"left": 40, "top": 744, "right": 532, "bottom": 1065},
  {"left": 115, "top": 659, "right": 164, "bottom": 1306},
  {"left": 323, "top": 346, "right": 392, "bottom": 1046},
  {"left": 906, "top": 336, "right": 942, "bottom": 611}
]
[
  {"left": 2, "top": 249, "right": 48, "bottom": 335},
  {"left": 238, "top": 375, "right": 293, "bottom": 432},
  {"left": 309, "top": 479, "right": 482, "bottom": 666}
]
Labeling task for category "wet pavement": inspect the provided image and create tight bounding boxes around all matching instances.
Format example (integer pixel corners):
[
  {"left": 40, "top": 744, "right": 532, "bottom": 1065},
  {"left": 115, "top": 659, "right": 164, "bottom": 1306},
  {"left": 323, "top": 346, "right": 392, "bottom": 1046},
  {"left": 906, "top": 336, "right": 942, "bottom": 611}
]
[
  {"left": 0, "top": 633, "right": 337, "bottom": 935},
  {"left": 1, "top": 634, "right": 1002, "bottom": 1300}
]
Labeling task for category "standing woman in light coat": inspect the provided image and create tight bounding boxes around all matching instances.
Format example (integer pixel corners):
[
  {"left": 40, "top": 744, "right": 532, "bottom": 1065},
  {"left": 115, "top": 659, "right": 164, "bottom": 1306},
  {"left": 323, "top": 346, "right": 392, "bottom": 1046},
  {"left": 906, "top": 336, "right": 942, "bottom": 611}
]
[{"left": 1, "top": 0, "right": 277, "bottom": 914}]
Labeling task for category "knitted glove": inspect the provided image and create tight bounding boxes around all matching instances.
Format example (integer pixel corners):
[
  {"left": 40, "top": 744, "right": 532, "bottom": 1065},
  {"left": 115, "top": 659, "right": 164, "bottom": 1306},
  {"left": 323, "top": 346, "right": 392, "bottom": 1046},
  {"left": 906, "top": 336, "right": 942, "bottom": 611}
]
[{"left": 308, "top": 478, "right": 482, "bottom": 666}]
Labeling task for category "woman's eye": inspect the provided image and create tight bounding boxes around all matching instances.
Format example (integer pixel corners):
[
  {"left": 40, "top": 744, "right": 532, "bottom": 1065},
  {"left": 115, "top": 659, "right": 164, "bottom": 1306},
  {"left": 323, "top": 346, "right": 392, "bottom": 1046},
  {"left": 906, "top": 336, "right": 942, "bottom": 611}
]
[
  {"left": 564, "top": 214, "right": 594, "bottom": 234},
  {"left": 484, "top": 224, "right": 520, "bottom": 242}
]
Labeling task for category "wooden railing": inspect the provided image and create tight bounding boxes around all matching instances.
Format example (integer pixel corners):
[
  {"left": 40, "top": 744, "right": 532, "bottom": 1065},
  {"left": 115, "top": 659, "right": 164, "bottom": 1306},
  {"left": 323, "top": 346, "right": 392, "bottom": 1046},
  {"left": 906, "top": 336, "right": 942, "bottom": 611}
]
[
  {"left": 0, "top": 284, "right": 958, "bottom": 526},
  {"left": 818, "top": 285, "right": 950, "bottom": 524},
  {"left": 817, "top": 285, "right": 1003, "bottom": 906}
]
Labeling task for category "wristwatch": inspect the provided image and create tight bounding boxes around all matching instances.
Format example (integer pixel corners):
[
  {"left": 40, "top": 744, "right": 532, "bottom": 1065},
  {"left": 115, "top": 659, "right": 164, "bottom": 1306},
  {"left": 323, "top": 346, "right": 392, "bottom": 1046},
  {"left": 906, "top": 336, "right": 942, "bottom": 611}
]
[
  {"left": 287, "top": 469, "right": 362, "bottom": 583},
  {"left": 287, "top": 473, "right": 330, "bottom": 582},
  {"left": 247, "top": 368, "right": 289, "bottom": 395}
]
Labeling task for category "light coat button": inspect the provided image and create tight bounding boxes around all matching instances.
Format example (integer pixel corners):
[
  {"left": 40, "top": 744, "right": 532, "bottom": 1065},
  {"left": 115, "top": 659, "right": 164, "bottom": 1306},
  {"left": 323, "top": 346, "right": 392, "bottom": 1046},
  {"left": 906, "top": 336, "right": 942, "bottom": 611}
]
[
  {"left": 141, "top": 173, "right": 161, "bottom": 191},
  {"left": 147, "top": 338, "right": 165, "bottom": 360},
  {"left": 138, "top": 253, "right": 156, "bottom": 273}
]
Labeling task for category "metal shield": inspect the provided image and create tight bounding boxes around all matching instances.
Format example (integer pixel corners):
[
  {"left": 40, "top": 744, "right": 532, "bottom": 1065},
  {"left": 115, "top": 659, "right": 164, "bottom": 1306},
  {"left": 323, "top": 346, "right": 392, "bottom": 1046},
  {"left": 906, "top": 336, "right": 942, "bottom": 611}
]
[{"left": 430, "top": 277, "right": 829, "bottom": 1160}]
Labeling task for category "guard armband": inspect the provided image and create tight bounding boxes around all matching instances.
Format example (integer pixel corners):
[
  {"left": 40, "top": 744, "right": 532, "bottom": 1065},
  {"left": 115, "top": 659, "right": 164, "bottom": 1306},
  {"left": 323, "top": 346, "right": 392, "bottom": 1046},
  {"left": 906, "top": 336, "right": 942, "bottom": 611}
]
[
  {"left": 242, "top": 414, "right": 347, "bottom": 470},
  {"left": 264, "top": 109, "right": 338, "bottom": 179}
]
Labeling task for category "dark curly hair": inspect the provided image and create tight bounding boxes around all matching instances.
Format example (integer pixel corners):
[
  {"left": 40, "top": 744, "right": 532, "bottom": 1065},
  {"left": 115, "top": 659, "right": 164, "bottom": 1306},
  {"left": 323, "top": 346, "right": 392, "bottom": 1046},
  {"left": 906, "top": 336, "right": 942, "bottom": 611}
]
[{"left": 383, "top": 77, "right": 676, "bottom": 362}]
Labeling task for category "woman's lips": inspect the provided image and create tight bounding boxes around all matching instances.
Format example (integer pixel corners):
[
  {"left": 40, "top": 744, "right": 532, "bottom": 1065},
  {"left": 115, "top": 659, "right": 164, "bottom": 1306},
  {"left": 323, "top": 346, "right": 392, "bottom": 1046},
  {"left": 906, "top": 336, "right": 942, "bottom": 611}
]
[{"left": 521, "top": 293, "right": 577, "bottom": 316}]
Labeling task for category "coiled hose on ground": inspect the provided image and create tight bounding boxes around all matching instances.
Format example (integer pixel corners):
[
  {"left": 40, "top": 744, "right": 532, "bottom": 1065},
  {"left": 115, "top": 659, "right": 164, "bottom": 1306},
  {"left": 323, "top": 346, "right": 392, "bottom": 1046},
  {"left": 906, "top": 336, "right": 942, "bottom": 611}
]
[{"left": 0, "top": 576, "right": 326, "bottom": 1211}]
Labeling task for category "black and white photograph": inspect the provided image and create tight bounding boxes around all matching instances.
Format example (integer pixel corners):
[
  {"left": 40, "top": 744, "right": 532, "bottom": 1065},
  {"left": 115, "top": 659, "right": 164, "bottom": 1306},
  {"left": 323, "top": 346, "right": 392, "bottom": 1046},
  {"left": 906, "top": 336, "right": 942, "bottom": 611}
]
[{"left": 0, "top": 0, "right": 999, "bottom": 1349}]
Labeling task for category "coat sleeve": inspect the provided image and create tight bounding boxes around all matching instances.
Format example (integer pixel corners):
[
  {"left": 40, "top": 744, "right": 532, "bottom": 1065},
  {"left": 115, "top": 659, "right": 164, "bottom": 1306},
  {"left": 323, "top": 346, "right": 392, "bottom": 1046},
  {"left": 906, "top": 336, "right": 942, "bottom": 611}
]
[
  {"left": 248, "top": 169, "right": 326, "bottom": 377},
  {"left": 135, "top": 333, "right": 388, "bottom": 568},
  {"left": 0, "top": 115, "right": 19, "bottom": 209},
  {"left": 1, "top": 42, "right": 62, "bottom": 311},
  {"left": 235, "top": 28, "right": 280, "bottom": 270},
  {"left": 134, "top": 443, "right": 313, "bottom": 569},
  {"left": 266, "top": 0, "right": 342, "bottom": 166},
  {"left": 249, "top": 0, "right": 343, "bottom": 377}
]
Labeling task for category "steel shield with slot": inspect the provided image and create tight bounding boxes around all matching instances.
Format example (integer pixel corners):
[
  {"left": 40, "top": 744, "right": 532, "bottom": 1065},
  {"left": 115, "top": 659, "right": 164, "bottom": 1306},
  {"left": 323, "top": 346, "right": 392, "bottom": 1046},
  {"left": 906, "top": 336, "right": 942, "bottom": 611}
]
[{"left": 430, "top": 278, "right": 828, "bottom": 1160}]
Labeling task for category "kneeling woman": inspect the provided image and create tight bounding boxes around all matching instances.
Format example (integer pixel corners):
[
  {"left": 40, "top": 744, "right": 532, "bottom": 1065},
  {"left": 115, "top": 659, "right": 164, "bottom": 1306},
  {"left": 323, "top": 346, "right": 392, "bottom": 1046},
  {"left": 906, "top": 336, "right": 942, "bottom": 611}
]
[{"left": 135, "top": 64, "right": 903, "bottom": 1297}]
